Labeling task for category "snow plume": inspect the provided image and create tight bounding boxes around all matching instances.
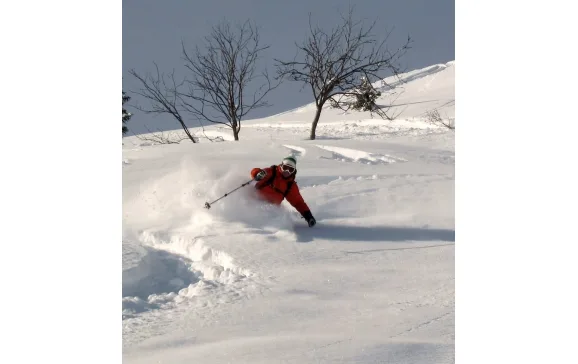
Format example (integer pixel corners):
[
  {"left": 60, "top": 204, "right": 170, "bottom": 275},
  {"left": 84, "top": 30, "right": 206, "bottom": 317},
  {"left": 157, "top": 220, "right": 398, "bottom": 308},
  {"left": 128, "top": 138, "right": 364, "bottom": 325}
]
[
  {"left": 123, "top": 154, "right": 217, "bottom": 237},
  {"left": 201, "top": 165, "right": 297, "bottom": 232},
  {"left": 123, "top": 151, "right": 296, "bottom": 242}
]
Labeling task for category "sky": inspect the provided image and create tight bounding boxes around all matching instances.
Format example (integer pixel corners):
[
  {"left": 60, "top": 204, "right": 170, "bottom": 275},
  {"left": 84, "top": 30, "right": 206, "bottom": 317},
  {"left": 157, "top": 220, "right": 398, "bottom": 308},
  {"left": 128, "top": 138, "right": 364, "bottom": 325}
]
[{"left": 122, "top": 0, "right": 455, "bottom": 135}]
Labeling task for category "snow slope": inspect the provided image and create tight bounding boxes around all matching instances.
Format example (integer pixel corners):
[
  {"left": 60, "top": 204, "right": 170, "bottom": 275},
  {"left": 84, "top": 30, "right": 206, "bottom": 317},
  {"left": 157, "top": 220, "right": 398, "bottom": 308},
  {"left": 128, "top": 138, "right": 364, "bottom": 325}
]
[{"left": 122, "top": 61, "right": 455, "bottom": 363}]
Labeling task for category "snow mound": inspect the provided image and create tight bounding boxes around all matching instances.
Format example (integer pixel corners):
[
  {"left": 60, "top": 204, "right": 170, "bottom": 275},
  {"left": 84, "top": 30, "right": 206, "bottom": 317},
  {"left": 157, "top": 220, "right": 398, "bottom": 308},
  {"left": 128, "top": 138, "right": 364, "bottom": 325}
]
[
  {"left": 316, "top": 144, "right": 408, "bottom": 165},
  {"left": 122, "top": 240, "right": 199, "bottom": 318},
  {"left": 283, "top": 144, "right": 307, "bottom": 158}
]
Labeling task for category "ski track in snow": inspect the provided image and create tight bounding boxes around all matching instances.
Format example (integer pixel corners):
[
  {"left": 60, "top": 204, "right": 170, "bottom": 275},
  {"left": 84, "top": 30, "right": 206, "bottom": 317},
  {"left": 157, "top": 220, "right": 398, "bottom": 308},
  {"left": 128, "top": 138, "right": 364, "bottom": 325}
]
[
  {"left": 122, "top": 228, "right": 275, "bottom": 347},
  {"left": 122, "top": 240, "right": 200, "bottom": 318},
  {"left": 377, "top": 62, "right": 450, "bottom": 91},
  {"left": 123, "top": 230, "right": 264, "bottom": 320}
]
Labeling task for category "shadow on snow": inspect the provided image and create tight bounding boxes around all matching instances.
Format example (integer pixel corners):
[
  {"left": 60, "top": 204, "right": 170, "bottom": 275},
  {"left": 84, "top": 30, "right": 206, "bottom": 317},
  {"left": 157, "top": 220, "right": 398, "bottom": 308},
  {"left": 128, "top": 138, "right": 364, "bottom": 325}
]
[{"left": 294, "top": 223, "right": 455, "bottom": 243}]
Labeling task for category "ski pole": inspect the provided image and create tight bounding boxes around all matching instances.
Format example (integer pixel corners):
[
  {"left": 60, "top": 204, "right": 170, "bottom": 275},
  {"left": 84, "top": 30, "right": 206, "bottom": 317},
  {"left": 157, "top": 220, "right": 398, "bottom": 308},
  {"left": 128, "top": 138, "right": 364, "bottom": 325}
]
[{"left": 204, "top": 179, "right": 254, "bottom": 209}]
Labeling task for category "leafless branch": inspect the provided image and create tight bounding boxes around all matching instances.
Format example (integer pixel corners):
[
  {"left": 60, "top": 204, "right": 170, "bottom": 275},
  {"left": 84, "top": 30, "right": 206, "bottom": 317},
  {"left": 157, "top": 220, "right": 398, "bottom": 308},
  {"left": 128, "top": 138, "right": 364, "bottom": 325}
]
[
  {"left": 134, "top": 126, "right": 191, "bottom": 145},
  {"left": 275, "top": 5, "right": 412, "bottom": 139}
]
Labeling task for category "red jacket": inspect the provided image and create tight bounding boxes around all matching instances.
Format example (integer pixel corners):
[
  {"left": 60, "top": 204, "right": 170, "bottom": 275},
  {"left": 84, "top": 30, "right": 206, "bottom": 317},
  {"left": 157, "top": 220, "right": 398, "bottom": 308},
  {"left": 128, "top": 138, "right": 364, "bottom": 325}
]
[{"left": 250, "top": 165, "right": 310, "bottom": 215}]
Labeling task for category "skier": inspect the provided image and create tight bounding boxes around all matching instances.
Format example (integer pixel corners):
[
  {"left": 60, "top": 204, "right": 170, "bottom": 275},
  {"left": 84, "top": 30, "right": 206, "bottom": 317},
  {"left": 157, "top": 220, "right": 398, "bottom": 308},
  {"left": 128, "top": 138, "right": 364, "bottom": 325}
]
[{"left": 250, "top": 156, "right": 316, "bottom": 227}]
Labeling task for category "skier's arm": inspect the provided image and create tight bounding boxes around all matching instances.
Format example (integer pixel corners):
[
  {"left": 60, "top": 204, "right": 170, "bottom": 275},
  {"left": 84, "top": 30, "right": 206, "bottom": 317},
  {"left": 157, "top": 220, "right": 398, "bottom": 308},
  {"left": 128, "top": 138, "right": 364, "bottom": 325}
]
[
  {"left": 285, "top": 182, "right": 310, "bottom": 215},
  {"left": 286, "top": 184, "right": 316, "bottom": 226}
]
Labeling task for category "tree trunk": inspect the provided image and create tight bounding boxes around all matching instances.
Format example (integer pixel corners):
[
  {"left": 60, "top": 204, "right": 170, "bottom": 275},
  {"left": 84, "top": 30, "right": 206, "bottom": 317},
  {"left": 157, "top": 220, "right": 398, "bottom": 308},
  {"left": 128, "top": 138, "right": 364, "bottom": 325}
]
[
  {"left": 310, "top": 104, "right": 323, "bottom": 140},
  {"left": 178, "top": 120, "right": 197, "bottom": 143},
  {"left": 232, "top": 120, "right": 240, "bottom": 141}
]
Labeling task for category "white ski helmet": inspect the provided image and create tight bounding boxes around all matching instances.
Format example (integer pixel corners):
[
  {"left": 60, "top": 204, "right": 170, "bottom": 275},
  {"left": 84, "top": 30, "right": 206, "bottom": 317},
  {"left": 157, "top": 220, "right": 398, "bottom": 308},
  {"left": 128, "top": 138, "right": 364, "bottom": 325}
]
[{"left": 280, "top": 156, "right": 297, "bottom": 177}]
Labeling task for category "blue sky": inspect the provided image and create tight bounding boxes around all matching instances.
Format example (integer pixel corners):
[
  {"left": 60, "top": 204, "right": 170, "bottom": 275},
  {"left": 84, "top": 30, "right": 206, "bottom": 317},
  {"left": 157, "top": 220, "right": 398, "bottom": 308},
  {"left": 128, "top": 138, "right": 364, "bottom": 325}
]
[{"left": 123, "top": 0, "right": 454, "bottom": 135}]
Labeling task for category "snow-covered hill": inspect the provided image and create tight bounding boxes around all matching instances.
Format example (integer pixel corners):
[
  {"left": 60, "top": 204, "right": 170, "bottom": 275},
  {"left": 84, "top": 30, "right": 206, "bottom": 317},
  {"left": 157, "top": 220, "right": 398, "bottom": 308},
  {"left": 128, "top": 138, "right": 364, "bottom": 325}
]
[{"left": 122, "top": 61, "right": 455, "bottom": 363}]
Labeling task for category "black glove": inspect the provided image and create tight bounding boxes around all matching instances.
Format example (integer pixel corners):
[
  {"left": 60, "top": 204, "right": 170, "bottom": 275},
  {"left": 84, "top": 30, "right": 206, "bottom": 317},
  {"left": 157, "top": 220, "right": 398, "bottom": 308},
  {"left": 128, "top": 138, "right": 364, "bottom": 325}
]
[
  {"left": 302, "top": 210, "right": 316, "bottom": 227},
  {"left": 307, "top": 216, "right": 316, "bottom": 227},
  {"left": 254, "top": 170, "right": 267, "bottom": 181}
]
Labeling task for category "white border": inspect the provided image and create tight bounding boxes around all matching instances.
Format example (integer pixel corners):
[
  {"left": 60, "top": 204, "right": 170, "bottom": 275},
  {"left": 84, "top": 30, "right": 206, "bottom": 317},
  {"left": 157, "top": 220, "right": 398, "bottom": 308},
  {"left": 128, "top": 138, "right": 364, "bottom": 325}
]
[{"left": 1, "top": 0, "right": 120, "bottom": 363}]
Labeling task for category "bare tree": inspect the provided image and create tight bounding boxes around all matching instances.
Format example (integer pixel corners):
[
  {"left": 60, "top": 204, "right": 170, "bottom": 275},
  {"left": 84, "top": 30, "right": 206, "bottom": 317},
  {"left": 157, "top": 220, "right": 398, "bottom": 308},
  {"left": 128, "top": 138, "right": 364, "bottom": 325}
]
[
  {"left": 424, "top": 108, "right": 455, "bottom": 130},
  {"left": 134, "top": 126, "right": 190, "bottom": 145},
  {"left": 275, "top": 7, "right": 412, "bottom": 140},
  {"left": 128, "top": 64, "right": 198, "bottom": 143},
  {"left": 180, "top": 20, "right": 281, "bottom": 141}
]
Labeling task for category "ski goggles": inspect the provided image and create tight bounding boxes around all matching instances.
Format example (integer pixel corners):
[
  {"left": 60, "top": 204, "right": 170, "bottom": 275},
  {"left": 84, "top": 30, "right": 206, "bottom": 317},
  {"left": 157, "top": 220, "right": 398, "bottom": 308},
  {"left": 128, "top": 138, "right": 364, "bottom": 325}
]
[{"left": 281, "top": 163, "right": 295, "bottom": 174}]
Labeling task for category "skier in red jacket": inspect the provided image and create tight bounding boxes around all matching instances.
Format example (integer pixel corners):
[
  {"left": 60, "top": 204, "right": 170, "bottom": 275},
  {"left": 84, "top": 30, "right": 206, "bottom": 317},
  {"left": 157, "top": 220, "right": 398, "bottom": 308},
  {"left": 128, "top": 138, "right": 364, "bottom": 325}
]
[{"left": 250, "top": 156, "right": 316, "bottom": 227}]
